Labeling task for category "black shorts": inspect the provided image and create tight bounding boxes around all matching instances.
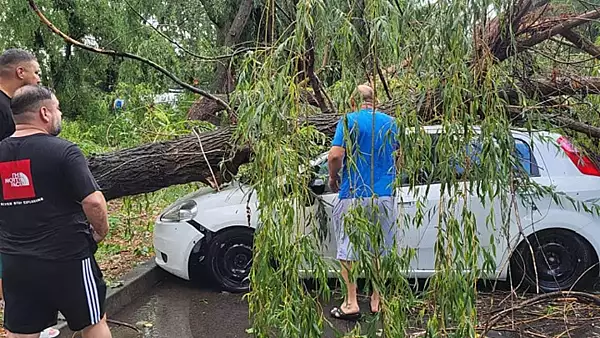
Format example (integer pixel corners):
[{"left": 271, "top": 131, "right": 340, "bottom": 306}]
[{"left": 2, "top": 254, "right": 107, "bottom": 334}]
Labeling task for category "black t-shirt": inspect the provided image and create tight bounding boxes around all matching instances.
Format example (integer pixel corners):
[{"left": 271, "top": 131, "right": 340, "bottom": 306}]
[
  {"left": 0, "top": 134, "right": 100, "bottom": 260},
  {"left": 0, "top": 90, "right": 15, "bottom": 141}
]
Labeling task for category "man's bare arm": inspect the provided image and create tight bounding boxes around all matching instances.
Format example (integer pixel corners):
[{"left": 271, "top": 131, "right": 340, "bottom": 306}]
[
  {"left": 82, "top": 191, "right": 109, "bottom": 242},
  {"left": 328, "top": 146, "right": 345, "bottom": 192}
]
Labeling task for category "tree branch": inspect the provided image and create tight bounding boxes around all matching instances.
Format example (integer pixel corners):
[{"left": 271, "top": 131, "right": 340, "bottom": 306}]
[
  {"left": 375, "top": 59, "right": 393, "bottom": 100},
  {"left": 523, "top": 76, "right": 600, "bottom": 97},
  {"left": 224, "top": 0, "right": 255, "bottom": 46},
  {"left": 124, "top": 0, "right": 239, "bottom": 63},
  {"left": 306, "top": 41, "right": 332, "bottom": 114},
  {"left": 199, "top": 0, "right": 226, "bottom": 28},
  {"left": 560, "top": 29, "right": 600, "bottom": 60},
  {"left": 550, "top": 114, "right": 600, "bottom": 139},
  {"left": 28, "top": 0, "right": 235, "bottom": 117},
  {"left": 518, "top": 8, "right": 600, "bottom": 51}
]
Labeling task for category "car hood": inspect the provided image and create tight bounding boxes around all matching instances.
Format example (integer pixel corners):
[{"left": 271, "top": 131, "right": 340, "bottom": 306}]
[{"left": 186, "top": 181, "right": 254, "bottom": 210}]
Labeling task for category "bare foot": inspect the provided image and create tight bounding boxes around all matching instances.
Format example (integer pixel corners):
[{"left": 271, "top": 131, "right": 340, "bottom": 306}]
[
  {"left": 341, "top": 301, "right": 359, "bottom": 314},
  {"left": 370, "top": 295, "right": 380, "bottom": 313}
]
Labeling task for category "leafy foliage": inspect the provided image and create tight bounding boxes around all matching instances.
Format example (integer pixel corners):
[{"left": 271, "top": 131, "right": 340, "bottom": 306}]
[
  {"left": 5, "top": 0, "right": 600, "bottom": 337},
  {"left": 1, "top": 0, "right": 216, "bottom": 116}
]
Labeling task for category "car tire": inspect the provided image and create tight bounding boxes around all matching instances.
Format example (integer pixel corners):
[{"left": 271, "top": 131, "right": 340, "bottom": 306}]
[
  {"left": 206, "top": 227, "right": 254, "bottom": 293},
  {"left": 510, "top": 229, "right": 598, "bottom": 293}
]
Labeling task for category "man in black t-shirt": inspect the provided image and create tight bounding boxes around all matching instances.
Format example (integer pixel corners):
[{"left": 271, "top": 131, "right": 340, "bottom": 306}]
[
  {"left": 0, "top": 48, "right": 57, "bottom": 337},
  {"left": 0, "top": 85, "right": 112, "bottom": 338},
  {"left": 0, "top": 49, "right": 41, "bottom": 141}
]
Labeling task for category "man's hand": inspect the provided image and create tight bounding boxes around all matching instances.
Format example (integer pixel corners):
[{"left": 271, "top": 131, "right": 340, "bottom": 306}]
[
  {"left": 328, "top": 146, "right": 345, "bottom": 194},
  {"left": 92, "top": 230, "right": 104, "bottom": 243},
  {"left": 329, "top": 175, "right": 340, "bottom": 193}
]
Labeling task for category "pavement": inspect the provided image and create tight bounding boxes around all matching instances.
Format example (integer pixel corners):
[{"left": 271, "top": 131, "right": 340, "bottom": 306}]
[
  {"left": 104, "top": 276, "right": 518, "bottom": 338},
  {"left": 53, "top": 261, "right": 600, "bottom": 337},
  {"left": 108, "top": 276, "right": 391, "bottom": 338}
]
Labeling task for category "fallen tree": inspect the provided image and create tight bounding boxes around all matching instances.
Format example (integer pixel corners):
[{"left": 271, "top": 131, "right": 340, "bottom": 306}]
[
  {"left": 88, "top": 113, "right": 340, "bottom": 200},
  {"left": 29, "top": 0, "right": 600, "bottom": 201}
]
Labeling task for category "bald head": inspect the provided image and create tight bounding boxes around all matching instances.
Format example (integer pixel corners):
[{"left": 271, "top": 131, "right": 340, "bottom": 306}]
[
  {"left": 357, "top": 85, "right": 374, "bottom": 103},
  {"left": 11, "top": 85, "right": 63, "bottom": 136}
]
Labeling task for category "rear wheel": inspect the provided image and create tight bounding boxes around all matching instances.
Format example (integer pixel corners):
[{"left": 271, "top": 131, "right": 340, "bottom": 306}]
[
  {"left": 510, "top": 229, "right": 597, "bottom": 293},
  {"left": 206, "top": 227, "right": 254, "bottom": 293}
]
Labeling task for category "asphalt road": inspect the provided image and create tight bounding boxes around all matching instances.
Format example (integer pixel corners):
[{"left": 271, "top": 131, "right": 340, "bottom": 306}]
[
  {"left": 107, "top": 276, "right": 383, "bottom": 338},
  {"left": 104, "top": 275, "right": 600, "bottom": 338},
  {"left": 105, "top": 276, "right": 525, "bottom": 338}
]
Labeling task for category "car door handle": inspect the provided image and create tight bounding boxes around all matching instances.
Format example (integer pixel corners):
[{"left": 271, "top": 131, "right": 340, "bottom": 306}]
[{"left": 399, "top": 201, "right": 416, "bottom": 207}]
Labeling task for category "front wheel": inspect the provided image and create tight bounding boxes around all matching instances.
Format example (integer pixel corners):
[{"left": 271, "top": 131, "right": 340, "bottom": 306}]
[
  {"left": 510, "top": 229, "right": 597, "bottom": 293},
  {"left": 206, "top": 227, "right": 254, "bottom": 293}
]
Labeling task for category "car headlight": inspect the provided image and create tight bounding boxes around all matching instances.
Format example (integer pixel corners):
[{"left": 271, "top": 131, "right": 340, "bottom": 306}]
[{"left": 160, "top": 200, "right": 198, "bottom": 222}]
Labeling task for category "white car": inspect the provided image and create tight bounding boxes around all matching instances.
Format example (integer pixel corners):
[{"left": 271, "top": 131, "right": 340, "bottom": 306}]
[{"left": 153, "top": 126, "right": 600, "bottom": 293}]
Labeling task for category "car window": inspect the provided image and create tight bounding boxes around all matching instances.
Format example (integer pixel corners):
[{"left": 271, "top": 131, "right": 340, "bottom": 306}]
[
  {"left": 452, "top": 138, "right": 483, "bottom": 178},
  {"left": 450, "top": 136, "right": 540, "bottom": 179},
  {"left": 514, "top": 138, "right": 540, "bottom": 177}
]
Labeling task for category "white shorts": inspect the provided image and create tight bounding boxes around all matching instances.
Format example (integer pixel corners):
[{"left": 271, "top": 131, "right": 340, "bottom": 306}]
[{"left": 332, "top": 196, "right": 398, "bottom": 261}]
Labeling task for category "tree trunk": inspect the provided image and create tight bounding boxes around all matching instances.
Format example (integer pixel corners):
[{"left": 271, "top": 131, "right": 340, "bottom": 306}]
[
  {"left": 88, "top": 114, "right": 339, "bottom": 201},
  {"left": 188, "top": 0, "right": 255, "bottom": 120}
]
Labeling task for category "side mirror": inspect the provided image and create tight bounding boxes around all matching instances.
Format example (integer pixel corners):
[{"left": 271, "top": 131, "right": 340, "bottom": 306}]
[{"left": 309, "top": 178, "right": 326, "bottom": 195}]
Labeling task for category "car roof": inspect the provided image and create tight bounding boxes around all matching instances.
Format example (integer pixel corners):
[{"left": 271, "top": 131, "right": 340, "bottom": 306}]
[{"left": 311, "top": 125, "right": 560, "bottom": 165}]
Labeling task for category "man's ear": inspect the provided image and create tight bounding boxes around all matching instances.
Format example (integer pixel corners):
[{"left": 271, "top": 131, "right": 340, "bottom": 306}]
[
  {"left": 40, "top": 106, "right": 51, "bottom": 123},
  {"left": 15, "top": 66, "right": 25, "bottom": 80}
]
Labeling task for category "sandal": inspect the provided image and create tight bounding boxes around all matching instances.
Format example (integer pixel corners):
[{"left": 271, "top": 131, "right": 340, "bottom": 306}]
[{"left": 329, "top": 306, "right": 361, "bottom": 321}]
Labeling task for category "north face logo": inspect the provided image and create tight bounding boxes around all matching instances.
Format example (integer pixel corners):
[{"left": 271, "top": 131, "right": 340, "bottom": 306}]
[
  {"left": 0, "top": 160, "right": 36, "bottom": 201},
  {"left": 5, "top": 173, "right": 30, "bottom": 187}
]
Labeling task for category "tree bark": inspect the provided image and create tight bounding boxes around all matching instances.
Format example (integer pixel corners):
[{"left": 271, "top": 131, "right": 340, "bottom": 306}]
[
  {"left": 89, "top": 114, "right": 339, "bottom": 201},
  {"left": 188, "top": 0, "right": 256, "bottom": 120},
  {"left": 560, "top": 29, "right": 600, "bottom": 60}
]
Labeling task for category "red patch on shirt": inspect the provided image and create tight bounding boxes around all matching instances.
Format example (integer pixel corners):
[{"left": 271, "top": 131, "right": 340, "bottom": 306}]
[{"left": 0, "top": 159, "right": 36, "bottom": 200}]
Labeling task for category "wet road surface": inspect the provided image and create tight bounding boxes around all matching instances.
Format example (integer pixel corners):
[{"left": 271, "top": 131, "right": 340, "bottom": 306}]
[
  {"left": 90, "top": 275, "right": 600, "bottom": 338},
  {"left": 106, "top": 276, "right": 385, "bottom": 338},
  {"left": 109, "top": 277, "right": 252, "bottom": 338}
]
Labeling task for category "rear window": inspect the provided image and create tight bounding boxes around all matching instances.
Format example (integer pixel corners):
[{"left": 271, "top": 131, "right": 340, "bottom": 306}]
[{"left": 514, "top": 138, "right": 539, "bottom": 176}]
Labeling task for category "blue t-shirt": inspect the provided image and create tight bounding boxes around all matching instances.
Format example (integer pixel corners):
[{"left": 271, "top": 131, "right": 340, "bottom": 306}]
[{"left": 331, "top": 108, "right": 398, "bottom": 199}]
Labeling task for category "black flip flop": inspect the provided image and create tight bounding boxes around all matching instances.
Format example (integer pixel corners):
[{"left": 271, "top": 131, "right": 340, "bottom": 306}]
[{"left": 329, "top": 307, "right": 361, "bottom": 321}]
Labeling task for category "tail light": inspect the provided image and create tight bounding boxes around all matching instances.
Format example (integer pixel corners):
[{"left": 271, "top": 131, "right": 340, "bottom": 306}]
[{"left": 557, "top": 136, "right": 600, "bottom": 177}]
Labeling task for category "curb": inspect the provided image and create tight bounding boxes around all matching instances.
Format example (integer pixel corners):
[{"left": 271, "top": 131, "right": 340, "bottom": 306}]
[{"left": 55, "top": 256, "right": 166, "bottom": 337}]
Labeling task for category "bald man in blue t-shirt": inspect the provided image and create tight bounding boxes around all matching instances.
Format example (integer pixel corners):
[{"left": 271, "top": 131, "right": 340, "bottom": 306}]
[{"left": 328, "top": 85, "right": 399, "bottom": 321}]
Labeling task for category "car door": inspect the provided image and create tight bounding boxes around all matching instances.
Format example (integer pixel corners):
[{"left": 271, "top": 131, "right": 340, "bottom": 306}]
[
  {"left": 461, "top": 134, "right": 548, "bottom": 278},
  {"left": 410, "top": 182, "right": 467, "bottom": 274},
  {"left": 303, "top": 155, "right": 339, "bottom": 260},
  {"left": 415, "top": 131, "right": 499, "bottom": 274},
  {"left": 415, "top": 131, "right": 546, "bottom": 277},
  {"left": 397, "top": 182, "right": 442, "bottom": 276},
  {"left": 395, "top": 130, "right": 445, "bottom": 275}
]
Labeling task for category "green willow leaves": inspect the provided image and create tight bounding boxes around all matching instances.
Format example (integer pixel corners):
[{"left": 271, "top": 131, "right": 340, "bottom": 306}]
[{"left": 235, "top": 0, "right": 600, "bottom": 337}]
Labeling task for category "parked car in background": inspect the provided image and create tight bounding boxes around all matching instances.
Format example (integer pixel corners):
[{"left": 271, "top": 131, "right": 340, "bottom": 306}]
[{"left": 153, "top": 126, "right": 600, "bottom": 293}]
